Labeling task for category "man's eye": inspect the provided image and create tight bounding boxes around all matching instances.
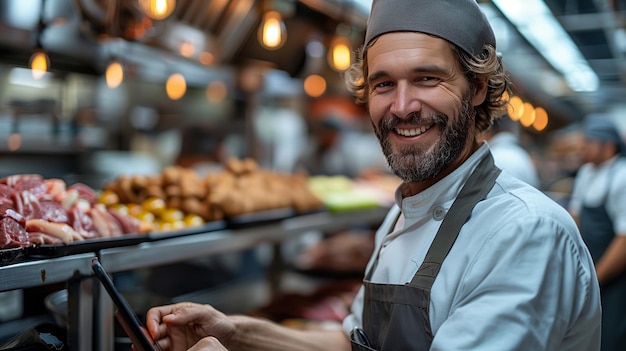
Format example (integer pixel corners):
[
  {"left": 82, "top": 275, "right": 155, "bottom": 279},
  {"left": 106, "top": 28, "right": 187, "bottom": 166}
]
[
  {"left": 418, "top": 76, "right": 441, "bottom": 85},
  {"left": 374, "top": 81, "right": 393, "bottom": 89}
]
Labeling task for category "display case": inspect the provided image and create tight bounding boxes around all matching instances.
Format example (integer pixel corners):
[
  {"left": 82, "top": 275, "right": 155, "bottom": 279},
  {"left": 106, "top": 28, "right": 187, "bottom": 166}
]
[{"left": 1, "top": 206, "right": 389, "bottom": 350}]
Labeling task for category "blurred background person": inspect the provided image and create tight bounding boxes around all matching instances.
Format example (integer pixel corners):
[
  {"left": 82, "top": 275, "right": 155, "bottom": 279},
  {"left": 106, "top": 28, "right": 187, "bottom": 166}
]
[
  {"left": 479, "top": 115, "right": 540, "bottom": 188},
  {"left": 295, "top": 115, "right": 354, "bottom": 177},
  {"left": 569, "top": 115, "right": 626, "bottom": 351}
]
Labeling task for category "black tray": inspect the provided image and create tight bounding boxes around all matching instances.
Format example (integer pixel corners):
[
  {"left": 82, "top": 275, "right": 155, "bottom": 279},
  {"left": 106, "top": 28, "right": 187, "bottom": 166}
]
[
  {"left": 226, "top": 208, "right": 295, "bottom": 229},
  {"left": 22, "top": 220, "right": 228, "bottom": 258},
  {"left": 0, "top": 247, "right": 27, "bottom": 267},
  {"left": 26, "top": 234, "right": 150, "bottom": 258},
  {"left": 147, "top": 220, "right": 227, "bottom": 240}
]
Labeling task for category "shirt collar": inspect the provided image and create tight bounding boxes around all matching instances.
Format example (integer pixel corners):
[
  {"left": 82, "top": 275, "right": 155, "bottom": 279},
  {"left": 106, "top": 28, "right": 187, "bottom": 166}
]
[{"left": 394, "top": 142, "right": 490, "bottom": 219}]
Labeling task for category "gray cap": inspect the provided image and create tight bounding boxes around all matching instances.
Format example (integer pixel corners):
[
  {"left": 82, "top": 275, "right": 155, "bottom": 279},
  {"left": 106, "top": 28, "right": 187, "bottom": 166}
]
[
  {"left": 583, "top": 116, "right": 626, "bottom": 155},
  {"left": 364, "top": 0, "right": 496, "bottom": 56}
]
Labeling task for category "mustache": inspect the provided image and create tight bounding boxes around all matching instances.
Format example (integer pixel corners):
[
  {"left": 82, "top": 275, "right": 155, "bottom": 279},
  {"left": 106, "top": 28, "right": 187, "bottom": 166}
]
[{"left": 378, "top": 112, "right": 448, "bottom": 134}]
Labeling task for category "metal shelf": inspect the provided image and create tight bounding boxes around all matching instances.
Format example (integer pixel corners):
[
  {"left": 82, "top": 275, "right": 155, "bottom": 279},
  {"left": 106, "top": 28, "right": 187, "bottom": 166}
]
[
  {"left": 0, "top": 253, "right": 95, "bottom": 292},
  {"left": 98, "top": 207, "right": 389, "bottom": 272}
]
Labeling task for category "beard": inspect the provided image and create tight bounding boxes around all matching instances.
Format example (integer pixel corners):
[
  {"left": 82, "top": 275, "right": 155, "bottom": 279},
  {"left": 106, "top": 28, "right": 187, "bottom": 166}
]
[{"left": 374, "top": 95, "right": 475, "bottom": 183}]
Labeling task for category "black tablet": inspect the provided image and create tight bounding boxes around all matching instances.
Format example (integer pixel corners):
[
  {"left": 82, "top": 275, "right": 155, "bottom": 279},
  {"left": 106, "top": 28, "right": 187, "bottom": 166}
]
[{"left": 91, "top": 257, "right": 163, "bottom": 351}]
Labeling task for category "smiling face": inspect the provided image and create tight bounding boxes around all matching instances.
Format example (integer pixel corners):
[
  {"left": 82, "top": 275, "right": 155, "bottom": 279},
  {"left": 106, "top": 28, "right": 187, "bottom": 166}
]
[{"left": 366, "top": 32, "right": 487, "bottom": 194}]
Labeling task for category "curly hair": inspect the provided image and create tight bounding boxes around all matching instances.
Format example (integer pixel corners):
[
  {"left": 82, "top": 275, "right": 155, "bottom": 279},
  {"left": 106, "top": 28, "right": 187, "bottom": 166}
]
[{"left": 344, "top": 39, "right": 512, "bottom": 133}]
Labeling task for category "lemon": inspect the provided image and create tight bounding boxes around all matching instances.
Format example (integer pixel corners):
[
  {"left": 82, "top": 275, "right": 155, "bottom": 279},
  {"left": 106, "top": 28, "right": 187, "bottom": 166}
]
[
  {"left": 134, "top": 210, "right": 156, "bottom": 223},
  {"left": 160, "top": 208, "right": 184, "bottom": 223},
  {"left": 142, "top": 197, "right": 166, "bottom": 215},
  {"left": 183, "top": 214, "right": 205, "bottom": 227},
  {"left": 98, "top": 190, "right": 120, "bottom": 206}
]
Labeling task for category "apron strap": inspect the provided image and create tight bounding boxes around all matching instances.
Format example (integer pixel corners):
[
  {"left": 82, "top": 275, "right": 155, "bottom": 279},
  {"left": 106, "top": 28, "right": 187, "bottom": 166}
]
[{"left": 409, "top": 152, "right": 501, "bottom": 289}]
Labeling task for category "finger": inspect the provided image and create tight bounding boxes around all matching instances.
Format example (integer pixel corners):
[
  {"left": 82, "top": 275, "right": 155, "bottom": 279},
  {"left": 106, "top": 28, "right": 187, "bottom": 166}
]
[
  {"left": 146, "top": 305, "right": 176, "bottom": 338},
  {"left": 162, "top": 303, "right": 214, "bottom": 326},
  {"left": 155, "top": 336, "right": 172, "bottom": 351}
]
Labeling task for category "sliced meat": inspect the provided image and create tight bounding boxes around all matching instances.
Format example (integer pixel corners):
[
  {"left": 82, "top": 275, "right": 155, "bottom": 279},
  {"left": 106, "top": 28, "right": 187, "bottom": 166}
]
[
  {"left": 12, "top": 175, "right": 47, "bottom": 199},
  {"left": 25, "top": 219, "right": 82, "bottom": 244},
  {"left": 0, "top": 203, "right": 25, "bottom": 225},
  {"left": 56, "top": 188, "right": 79, "bottom": 210},
  {"left": 1, "top": 174, "right": 44, "bottom": 187},
  {"left": 0, "top": 217, "right": 29, "bottom": 248},
  {"left": 90, "top": 205, "right": 123, "bottom": 238},
  {"left": 12, "top": 191, "right": 42, "bottom": 220},
  {"left": 28, "top": 232, "right": 64, "bottom": 246},
  {"left": 69, "top": 207, "right": 99, "bottom": 239},
  {"left": 44, "top": 178, "right": 67, "bottom": 198},
  {"left": 0, "top": 184, "right": 13, "bottom": 207},
  {"left": 107, "top": 207, "right": 142, "bottom": 234},
  {"left": 39, "top": 201, "right": 70, "bottom": 223},
  {"left": 67, "top": 183, "right": 98, "bottom": 205}
]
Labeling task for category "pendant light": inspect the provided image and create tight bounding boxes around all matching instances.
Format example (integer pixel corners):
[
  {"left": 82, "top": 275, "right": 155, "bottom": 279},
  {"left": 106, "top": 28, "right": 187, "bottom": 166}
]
[
  {"left": 138, "top": 0, "right": 176, "bottom": 20},
  {"left": 166, "top": 72, "right": 186, "bottom": 100},
  {"left": 328, "top": 31, "right": 352, "bottom": 72},
  {"left": 30, "top": 0, "right": 50, "bottom": 80},
  {"left": 257, "top": 0, "right": 294, "bottom": 50},
  {"left": 105, "top": 59, "right": 124, "bottom": 88},
  {"left": 30, "top": 48, "right": 49, "bottom": 80},
  {"left": 327, "top": 1, "right": 353, "bottom": 72},
  {"left": 258, "top": 11, "right": 286, "bottom": 50}
]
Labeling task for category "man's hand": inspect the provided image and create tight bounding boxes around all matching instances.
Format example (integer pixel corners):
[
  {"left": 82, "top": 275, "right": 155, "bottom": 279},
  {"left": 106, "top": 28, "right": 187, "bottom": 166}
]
[{"left": 145, "top": 302, "right": 235, "bottom": 351}]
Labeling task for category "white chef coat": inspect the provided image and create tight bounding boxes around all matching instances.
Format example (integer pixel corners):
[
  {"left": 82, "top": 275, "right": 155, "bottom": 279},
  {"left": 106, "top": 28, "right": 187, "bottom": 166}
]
[
  {"left": 343, "top": 143, "right": 601, "bottom": 350},
  {"left": 569, "top": 155, "right": 626, "bottom": 235}
]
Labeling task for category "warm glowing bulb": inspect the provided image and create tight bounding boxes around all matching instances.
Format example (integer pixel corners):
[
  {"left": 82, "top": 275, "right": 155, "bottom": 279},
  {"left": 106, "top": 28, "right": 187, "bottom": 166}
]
[
  {"left": 533, "top": 107, "right": 549, "bottom": 131},
  {"left": 328, "top": 36, "right": 351, "bottom": 71},
  {"left": 520, "top": 102, "right": 536, "bottom": 127},
  {"left": 139, "top": 0, "right": 176, "bottom": 20},
  {"left": 166, "top": 73, "right": 186, "bottom": 100},
  {"left": 303, "top": 75, "right": 326, "bottom": 97},
  {"left": 30, "top": 50, "right": 49, "bottom": 80},
  {"left": 106, "top": 60, "right": 124, "bottom": 88},
  {"left": 507, "top": 96, "right": 524, "bottom": 121},
  {"left": 258, "top": 11, "right": 286, "bottom": 50}
]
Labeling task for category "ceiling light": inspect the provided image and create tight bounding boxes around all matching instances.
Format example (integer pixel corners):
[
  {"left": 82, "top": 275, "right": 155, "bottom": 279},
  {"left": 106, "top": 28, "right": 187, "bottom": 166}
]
[
  {"left": 29, "top": 48, "right": 49, "bottom": 80},
  {"left": 533, "top": 107, "right": 549, "bottom": 131},
  {"left": 166, "top": 73, "right": 186, "bottom": 100},
  {"left": 258, "top": 10, "right": 287, "bottom": 50},
  {"left": 138, "top": 0, "right": 176, "bottom": 20},
  {"left": 520, "top": 102, "right": 536, "bottom": 127},
  {"left": 491, "top": 0, "right": 599, "bottom": 92},
  {"left": 105, "top": 59, "right": 124, "bottom": 89}
]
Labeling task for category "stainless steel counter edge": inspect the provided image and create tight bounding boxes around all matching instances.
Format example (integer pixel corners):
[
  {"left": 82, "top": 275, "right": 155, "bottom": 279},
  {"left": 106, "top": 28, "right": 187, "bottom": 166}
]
[
  {"left": 0, "top": 253, "right": 96, "bottom": 292},
  {"left": 98, "top": 206, "right": 390, "bottom": 272}
]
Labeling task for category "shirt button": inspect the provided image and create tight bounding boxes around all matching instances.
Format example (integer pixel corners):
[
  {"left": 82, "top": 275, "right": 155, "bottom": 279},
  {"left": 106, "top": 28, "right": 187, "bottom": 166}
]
[{"left": 433, "top": 206, "right": 446, "bottom": 221}]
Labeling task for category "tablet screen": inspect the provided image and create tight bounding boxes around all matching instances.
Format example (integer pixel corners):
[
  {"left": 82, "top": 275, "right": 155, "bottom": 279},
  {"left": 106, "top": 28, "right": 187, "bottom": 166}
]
[{"left": 91, "top": 257, "right": 163, "bottom": 351}]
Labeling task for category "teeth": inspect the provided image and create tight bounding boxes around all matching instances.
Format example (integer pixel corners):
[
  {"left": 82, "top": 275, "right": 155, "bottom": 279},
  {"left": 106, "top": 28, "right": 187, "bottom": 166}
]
[{"left": 396, "top": 125, "right": 431, "bottom": 137}]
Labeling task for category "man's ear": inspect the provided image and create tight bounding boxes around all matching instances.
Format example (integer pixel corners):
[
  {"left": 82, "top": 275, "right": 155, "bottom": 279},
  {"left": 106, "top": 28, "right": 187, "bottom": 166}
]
[{"left": 471, "top": 75, "right": 489, "bottom": 107}]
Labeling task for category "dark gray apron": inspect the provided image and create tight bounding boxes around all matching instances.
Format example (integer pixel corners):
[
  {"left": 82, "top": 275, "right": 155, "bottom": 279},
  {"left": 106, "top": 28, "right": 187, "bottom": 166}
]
[
  {"left": 351, "top": 153, "right": 500, "bottom": 351},
  {"left": 579, "top": 163, "right": 626, "bottom": 351}
]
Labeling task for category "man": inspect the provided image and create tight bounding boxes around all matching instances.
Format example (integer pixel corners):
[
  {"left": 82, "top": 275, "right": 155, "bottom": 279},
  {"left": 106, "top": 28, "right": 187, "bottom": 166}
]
[
  {"left": 569, "top": 116, "right": 626, "bottom": 351},
  {"left": 144, "top": 1, "right": 601, "bottom": 350}
]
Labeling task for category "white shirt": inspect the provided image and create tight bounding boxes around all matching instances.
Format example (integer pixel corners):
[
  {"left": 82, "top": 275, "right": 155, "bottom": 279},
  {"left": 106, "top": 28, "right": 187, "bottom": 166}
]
[
  {"left": 488, "top": 132, "right": 540, "bottom": 188},
  {"left": 343, "top": 143, "right": 601, "bottom": 350},
  {"left": 569, "top": 156, "right": 626, "bottom": 235}
]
